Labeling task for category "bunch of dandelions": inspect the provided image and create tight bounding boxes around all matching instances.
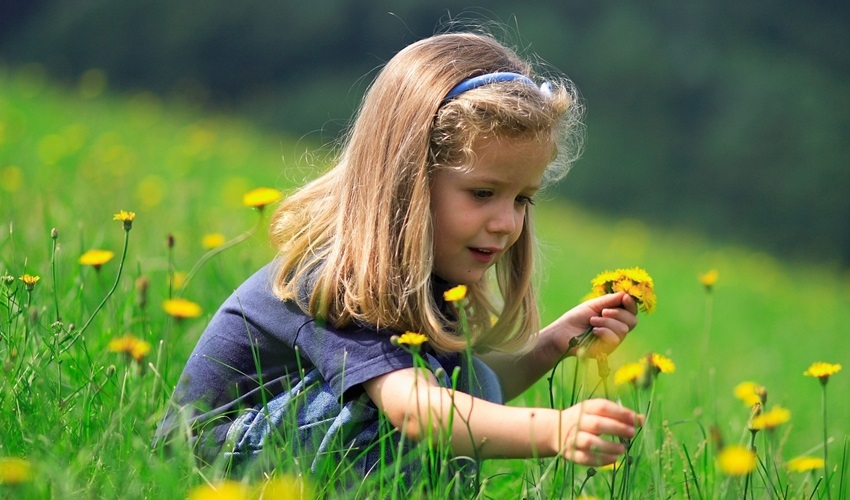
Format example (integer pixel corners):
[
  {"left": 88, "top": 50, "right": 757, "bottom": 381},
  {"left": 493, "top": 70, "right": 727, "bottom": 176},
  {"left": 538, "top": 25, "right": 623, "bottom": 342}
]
[{"left": 550, "top": 267, "right": 657, "bottom": 405}]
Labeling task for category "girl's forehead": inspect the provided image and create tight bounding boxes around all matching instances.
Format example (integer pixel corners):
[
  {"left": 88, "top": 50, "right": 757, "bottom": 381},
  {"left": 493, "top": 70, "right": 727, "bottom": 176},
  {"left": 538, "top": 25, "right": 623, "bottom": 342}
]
[{"left": 449, "top": 135, "right": 554, "bottom": 185}]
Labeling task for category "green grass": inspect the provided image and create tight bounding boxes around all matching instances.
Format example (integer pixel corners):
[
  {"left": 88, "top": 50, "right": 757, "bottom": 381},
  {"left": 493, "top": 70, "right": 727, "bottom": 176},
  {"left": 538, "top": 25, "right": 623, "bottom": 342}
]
[{"left": 1, "top": 63, "right": 848, "bottom": 498}]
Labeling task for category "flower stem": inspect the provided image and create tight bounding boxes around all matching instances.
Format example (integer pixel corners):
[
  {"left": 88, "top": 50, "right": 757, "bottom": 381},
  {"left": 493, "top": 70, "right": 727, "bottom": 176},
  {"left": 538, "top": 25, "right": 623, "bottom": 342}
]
[
  {"left": 51, "top": 235, "right": 61, "bottom": 322},
  {"left": 822, "top": 382, "right": 832, "bottom": 500},
  {"left": 77, "top": 228, "right": 130, "bottom": 338}
]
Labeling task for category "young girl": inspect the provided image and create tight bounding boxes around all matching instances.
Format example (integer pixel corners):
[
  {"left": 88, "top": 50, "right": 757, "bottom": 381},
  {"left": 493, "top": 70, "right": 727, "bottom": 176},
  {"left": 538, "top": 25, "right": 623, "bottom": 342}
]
[{"left": 155, "top": 32, "right": 642, "bottom": 484}]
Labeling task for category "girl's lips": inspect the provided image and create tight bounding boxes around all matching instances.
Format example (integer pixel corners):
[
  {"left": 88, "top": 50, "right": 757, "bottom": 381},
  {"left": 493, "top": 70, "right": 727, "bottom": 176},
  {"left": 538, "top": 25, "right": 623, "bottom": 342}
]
[{"left": 469, "top": 247, "right": 498, "bottom": 263}]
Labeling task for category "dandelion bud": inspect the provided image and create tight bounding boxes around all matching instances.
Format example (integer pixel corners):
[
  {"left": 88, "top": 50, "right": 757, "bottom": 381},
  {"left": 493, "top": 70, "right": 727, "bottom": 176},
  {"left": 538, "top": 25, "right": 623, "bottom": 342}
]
[
  {"left": 167, "top": 233, "right": 175, "bottom": 249},
  {"left": 586, "top": 467, "right": 597, "bottom": 477},
  {"left": 135, "top": 276, "right": 149, "bottom": 310},
  {"left": 51, "top": 227, "right": 59, "bottom": 239},
  {"left": 106, "top": 365, "right": 116, "bottom": 377},
  {"left": 434, "top": 367, "right": 446, "bottom": 380},
  {"left": 2, "top": 274, "right": 14, "bottom": 285},
  {"left": 389, "top": 335, "right": 400, "bottom": 347},
  {"left": 747, "top": 402, "right": 762, "bottom": 434},
  {"left": 757, "top": 386, "right": 767, "bottom": 405}
]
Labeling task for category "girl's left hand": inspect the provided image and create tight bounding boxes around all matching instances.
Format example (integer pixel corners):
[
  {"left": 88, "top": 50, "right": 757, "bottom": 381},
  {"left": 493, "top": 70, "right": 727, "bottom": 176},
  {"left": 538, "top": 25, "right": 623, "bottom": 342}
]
[{"left": 551, "top": 292, "right": 638, "bottom": 357}]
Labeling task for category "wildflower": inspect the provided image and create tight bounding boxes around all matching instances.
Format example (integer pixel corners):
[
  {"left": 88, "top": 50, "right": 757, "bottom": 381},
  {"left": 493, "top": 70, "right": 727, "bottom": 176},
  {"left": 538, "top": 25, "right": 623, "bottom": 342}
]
[
  {"left": 19, "top": 274, "right": 40, "bottom": 291},
  {"left": 258, "top": 475, "right": 314, "bottom": 499},
  {"left": 187, "top": 480, "right": 250, "bottom": 500},
  {"left": 443, "top": 284, "right": 468, "bottom": 302},
  {"left": 717, "top": 445, "right": 757, "bottom": 476},
  {"left": 163, "top": 298, "right": 202, "bottom": 319},
  {"left": 699, "top": 269, "right": 718, "bottom": 291},
  {"left": 113, "top": 209, "right": 136, "bottom": 230},
  {"left": 588, "top": 267, "right": 656, "bottom": 313},
  {"left": 202, "top": 233, "right": 226, "bottom": 249},
  {"left": 0, "top": 456, "right": 32, "bottom": 485},
  {"left": 750, "top": 405, "right": 791, "bottom": 430},
  {"left": 786, "top": 456, "right": 825, "bottom": 473},
  {"left": 242, "top": 187, "right": 282, "bottom": 209},
  {"left": 804, "top": 362, "right": 841, "bottom": 385},
  {"left": 645, "top": 352, "right": 675, "bottom": 374},
  {"left": 396, "top": 331, "right": 428, "bottom": 347},
  {"left": 79, "top": 249, "right": 114, "bottom": 270},
  {"left": 614, "top": 362, "right": 646, "bottom": 386},
  {"left": 51, "top": 227, "right": 59, "bottom": 239},
  {"left": 107, "top": 334, "right": 152, "bottom": 362},
  {"left": 734, "top": 381, "right": 767, "bottom": 407}
]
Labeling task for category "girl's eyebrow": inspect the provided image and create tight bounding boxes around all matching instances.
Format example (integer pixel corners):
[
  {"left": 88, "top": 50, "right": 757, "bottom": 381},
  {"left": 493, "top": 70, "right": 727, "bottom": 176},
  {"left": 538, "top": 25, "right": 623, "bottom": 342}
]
[{"left": 465, "top": 174, "right": 540, "bottom": 192}]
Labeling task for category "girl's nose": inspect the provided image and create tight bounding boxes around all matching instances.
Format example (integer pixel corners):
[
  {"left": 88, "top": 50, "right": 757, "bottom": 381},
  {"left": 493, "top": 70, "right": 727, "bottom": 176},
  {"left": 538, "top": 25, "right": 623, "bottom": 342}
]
[{"left": 488, "top": 202, "right": 521, "bottom": 235}]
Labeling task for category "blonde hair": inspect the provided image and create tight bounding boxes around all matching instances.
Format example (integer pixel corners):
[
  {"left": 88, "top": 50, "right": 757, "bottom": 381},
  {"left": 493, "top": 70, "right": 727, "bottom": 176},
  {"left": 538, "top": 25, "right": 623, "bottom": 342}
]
[{"left": 269, "top": 32, "right": 584, "bottom": 353}]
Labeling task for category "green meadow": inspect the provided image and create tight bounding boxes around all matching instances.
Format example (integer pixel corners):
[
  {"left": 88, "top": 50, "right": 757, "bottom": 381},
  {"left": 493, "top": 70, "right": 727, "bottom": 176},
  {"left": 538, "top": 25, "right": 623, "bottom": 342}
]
[{"left": 1, "top": 64, "right": 848, "bottom": 498}]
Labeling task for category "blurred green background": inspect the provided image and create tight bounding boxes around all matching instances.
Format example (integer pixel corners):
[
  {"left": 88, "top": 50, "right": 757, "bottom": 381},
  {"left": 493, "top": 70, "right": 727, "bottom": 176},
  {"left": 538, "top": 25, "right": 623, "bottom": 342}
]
[{"left": 2, "top": 0, "right": 849, "bottom": 267}]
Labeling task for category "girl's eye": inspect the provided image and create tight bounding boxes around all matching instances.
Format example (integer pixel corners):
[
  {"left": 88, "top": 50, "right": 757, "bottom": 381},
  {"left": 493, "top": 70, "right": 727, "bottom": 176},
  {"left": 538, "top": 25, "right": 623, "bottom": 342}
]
[
  {"left": 471, "top": 189, "right": 493, "bottom": 199},
  {"left": 516, "top": 195, "right": 536, "bottom": 206}
]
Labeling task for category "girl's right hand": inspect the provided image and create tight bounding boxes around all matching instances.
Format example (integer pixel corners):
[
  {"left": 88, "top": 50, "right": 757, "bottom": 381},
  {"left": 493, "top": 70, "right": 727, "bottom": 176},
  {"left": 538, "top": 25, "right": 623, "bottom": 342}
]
[{"left": 555, "top": 398, "right": 643, "bottom": 465}]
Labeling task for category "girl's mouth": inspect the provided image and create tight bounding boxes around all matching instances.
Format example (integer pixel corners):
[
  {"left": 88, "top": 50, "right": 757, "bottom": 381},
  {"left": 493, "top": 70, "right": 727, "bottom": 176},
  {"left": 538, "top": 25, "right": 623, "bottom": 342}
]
[{"left": 469, "top": 247, "right": 496, "bottom": 263}]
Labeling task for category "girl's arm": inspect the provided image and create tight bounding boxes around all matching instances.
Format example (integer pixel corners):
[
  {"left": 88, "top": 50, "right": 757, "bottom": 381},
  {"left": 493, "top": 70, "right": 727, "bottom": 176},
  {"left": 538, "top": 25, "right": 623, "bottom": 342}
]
[
  {"left": 363, "top": 366, "right": 641, "bottom": 464},
  {"left": 480, "top": 292, "right": 638, "bottom": 401}
]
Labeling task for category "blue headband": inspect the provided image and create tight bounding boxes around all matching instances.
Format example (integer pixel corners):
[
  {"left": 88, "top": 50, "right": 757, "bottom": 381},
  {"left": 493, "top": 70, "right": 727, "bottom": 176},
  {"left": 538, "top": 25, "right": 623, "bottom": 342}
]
[{"left": 443, "top": 72, "right": 539, "bottom": 102}]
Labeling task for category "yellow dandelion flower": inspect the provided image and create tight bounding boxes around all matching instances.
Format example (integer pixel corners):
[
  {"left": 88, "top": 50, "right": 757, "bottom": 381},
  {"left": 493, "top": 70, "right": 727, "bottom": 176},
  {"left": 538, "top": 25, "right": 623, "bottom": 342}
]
[
  {"left": 107, "top": 334, "right": 152, "bottom": 362},
  {"left": 804, "top": 362, "right": 841, "bottom": 384},
  {"left": 644, "top": 353, "right": 675, "bottom": 374},
  {"left": 750, "top": 405, "right": 791, "bottom": 430},
  {"left": 588, "top": 267, "right": 656, "bottom": 313},
  {"left": 734, "top": 381, "right": 767, "bottom": 407},
  {"left": 258, "top": 475, "right": 314, "bottom": 499},
  {"left": 717, "top": 445, "right": 757, "bottom": 476},
  {"left": 19, "top": 274, "right": 40, "bottom": 291},
  {"left": 786, "top": 456, "right": 825, "bottom": 473},
  {"left": 79, "top": 249, "right": 115, "bottom": 269},
  {"left": 187, "top": 480, "right": 250, "bottom": 500},
  {"left": 242, "top": 187, "right": 282, "bottom": 209},
  {"left": 202, "top": 233, "right": 226, "bottom": 249},
  {"left": 163, "top": 298, "right": 202, "bottom": 319},
  {"left": 596, "top": 460, "right": 622, "bottom": 472},
  {"left": 699, "top": 269, "right": 718, "bottom": 290},
  {"left": 614, "top": 362, "right": 646, "bottom": 386},
  {"left": 443, "top": 284, "right": 468, "bottom": 302},
  {"left": 0, "top": 456, "right": 32, "bottom": 485},
  {"left": 113, "top": 209, "right": 136, "bottom": 230},
  {"left": 397, "top": 331, "right": 428, "bottom": 347}
]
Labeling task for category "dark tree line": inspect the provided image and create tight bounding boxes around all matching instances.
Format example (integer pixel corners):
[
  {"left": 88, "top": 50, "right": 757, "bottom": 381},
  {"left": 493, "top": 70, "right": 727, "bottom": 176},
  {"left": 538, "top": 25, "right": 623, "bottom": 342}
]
[{"left": 3, "top": 0, "right": 849, "bottom": 264}]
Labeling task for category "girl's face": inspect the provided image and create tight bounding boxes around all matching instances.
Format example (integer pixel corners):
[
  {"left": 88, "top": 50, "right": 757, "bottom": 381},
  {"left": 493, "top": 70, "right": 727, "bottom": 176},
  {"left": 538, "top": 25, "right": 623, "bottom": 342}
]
[{"left": 430, "top": 135, "right": 554, "bottom": 285}]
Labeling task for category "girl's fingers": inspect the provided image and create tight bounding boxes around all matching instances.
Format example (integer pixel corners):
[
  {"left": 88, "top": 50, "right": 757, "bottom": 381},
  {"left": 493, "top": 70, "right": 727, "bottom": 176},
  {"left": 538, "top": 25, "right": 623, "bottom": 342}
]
[
  {"left": 562, "top": 432, "right": 625, "bottom": 465},
  {"left": 581, "top": 399, "right": 644, "bottom": 428}
]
